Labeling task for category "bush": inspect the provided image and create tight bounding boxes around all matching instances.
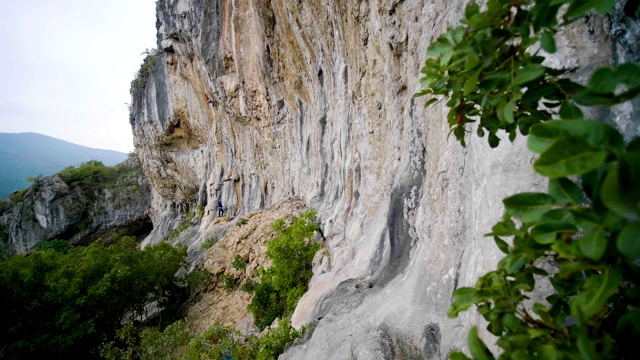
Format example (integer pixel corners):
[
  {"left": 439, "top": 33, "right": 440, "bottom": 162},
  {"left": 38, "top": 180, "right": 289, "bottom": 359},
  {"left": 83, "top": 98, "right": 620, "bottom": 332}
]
[
  {"left": 201, "top": 237, "right": 218, "bottom": 249},
  {"left": 236, "top": 218, "right": 248, "bottom": 227},
  {"left": 184, "top": 323, "right": 257, "bottom": 360},
  {"left": 0, "top": 243, "right": 12, "bottom": 261},
  {"left": 131, "top": 48, "right": 160, "bottom": 90},
  {"left": 246, "top": 210, "right": 320, "bottom": 330},
  {"left": 0, "top": 199, "right": 12, "bottom": 215},
  {"left": 34, "top": 239, "right": 70, "bottom": 253},
  {"left": 255, "top": 318, "right": 304, "bottom": 360},
  {"left": 167, "top": 216, "right": 193, "bottom": 241},
  {"left": 8, "top": 189, "right": 26, "bottom": 204},
  {"left": 220, "top": 273, "right": 236, "bottom": 292},
  {"left": 231, "top": 254, "right": 247, "bottom": 271}
]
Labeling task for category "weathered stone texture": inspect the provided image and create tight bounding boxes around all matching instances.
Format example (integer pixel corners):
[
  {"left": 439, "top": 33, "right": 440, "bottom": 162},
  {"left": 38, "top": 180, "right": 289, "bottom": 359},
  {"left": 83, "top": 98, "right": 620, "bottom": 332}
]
[
  {"left": 130, "top": 0, "right": 639, "bottom": 358},
  {"left": 1, "top": 158, "right": 152, "bottom": 253}
]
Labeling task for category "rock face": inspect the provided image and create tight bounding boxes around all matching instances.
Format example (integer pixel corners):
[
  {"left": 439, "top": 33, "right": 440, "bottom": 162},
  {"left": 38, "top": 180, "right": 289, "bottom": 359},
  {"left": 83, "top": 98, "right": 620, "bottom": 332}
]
[
  {"left": 130, "top": 0, "right": 639, "bottom": 358},
  {"left": 0, "top": 158, "right": 152, "bottom": 254}
]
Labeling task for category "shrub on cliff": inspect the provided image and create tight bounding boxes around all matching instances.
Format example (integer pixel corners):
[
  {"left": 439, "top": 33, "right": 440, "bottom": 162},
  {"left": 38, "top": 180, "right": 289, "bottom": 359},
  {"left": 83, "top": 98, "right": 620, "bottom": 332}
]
[
  {"left": 0, "top": 236, "right": 187, "bottom": 359},
  {"left": 58, "top": 159, "right": 144, "bottom": 197},
  {"left": 131, "top": 48, "right": 160, "bottom": 90},
  {"left": 245, "top": 210, "right": 320, "bottom": 330},
  {"left": 59, "top": 160, "right": 113, "bottom": 190}
]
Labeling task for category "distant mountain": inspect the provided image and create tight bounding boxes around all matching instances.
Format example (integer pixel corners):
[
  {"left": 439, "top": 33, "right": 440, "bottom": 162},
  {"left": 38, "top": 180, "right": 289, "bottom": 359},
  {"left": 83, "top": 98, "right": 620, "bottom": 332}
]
[{"left": 0, "top": 133, "right": 128, "bottom": 198}]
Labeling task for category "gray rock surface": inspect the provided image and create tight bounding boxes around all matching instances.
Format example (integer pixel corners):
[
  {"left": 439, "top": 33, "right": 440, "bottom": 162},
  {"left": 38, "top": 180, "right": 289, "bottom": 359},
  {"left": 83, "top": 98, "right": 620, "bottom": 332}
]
[
  {"left": 0, "top": 158, "right": 152, "bottom": 254},
  {"left": 129, "top": 0, "right": 640, "bottom": 358}
]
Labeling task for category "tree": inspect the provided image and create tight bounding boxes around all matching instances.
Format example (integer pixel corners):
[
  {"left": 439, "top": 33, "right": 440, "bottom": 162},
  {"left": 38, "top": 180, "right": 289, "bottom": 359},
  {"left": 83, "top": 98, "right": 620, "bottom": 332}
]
[{"left": 0, "top": 236, "right": 187, "bottom": 359}]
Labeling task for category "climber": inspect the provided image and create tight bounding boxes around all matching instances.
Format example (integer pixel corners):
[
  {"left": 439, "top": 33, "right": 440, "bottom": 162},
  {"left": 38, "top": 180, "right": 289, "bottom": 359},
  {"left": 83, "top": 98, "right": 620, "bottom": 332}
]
[
  {"left": 205, "top": 94, "right": 213, "bottom": 105},
  {"left": 217, "top": 200, "right": 224, "bottom": 217}
]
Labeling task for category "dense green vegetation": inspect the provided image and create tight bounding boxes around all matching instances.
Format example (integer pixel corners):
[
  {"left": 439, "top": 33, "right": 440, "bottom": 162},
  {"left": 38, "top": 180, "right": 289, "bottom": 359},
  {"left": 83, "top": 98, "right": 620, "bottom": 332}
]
[
  {"left": 417, "top": 0, "right": 640, "bottom": 358},
  {"left": 0, "top": 236, "right": 188, "bottom": 359},
  {"left": 244, "top": 210, "right": 320, "bottom": 330},
  {"left": 0, "top": 132, "right": 127, "bottom": 199},
  {"left": 102, "top": 317, "right": 304, "bottom": 360},
  {"left": 58, "top": 157, "right": 144, "bottom": 196}
]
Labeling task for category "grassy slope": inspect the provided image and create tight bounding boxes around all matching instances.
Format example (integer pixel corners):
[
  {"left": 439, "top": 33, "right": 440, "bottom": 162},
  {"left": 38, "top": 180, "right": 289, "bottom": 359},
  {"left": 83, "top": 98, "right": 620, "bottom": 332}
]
[{"left": 0, "top": 133, "right": 128, "bottom": 198}]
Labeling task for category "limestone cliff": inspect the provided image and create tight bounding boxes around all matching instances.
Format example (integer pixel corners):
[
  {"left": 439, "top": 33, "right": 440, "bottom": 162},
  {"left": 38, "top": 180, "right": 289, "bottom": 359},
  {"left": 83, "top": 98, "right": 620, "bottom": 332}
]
[
  {"left": 130, "top": 0, "right": 639, "bottom": 358},
  {"left": 0, "top": 158, "right": 152, "bottom": 254}
]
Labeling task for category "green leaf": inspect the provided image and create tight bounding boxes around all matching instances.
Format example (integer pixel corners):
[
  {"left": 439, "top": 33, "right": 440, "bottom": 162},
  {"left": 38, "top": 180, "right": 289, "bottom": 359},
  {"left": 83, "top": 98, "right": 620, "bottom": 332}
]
[
  {"left": 486, "top": 216, "right": 517, "bottom": 236},
  {"left": 532, "top": 222, "right": 577, "bottom": 244},
  {"left": 514, "top": 65, "right": 546, "bottom": 85},
  {"left": 448, "top": 287, "right": 477, "bottom": 318},
  {"left": 559, "top": 260, "right": 594, "bottom": 278},
  {"left": 573, "top": 89, "right": 616, "bottom": 106},
  {"left": 449, "top": 351, "right": 472, "bottom": 360},
  {"left": 601, "top": 162, "right": 640, "bottom": 220},
  {"left": 593, "top": 0, "right": 616, "bottom": 14},
  {"left": 465, "top": 51, "right": 481, "bottom": 71},
  {"left": 586, "top": 63, "right": 640, "bottom": 95},
  {"left": 616, "top": 222, "right": 640, "bottom": 259},
  {"left": 528, "top": 120, "right": 623, "bottom": 154},
  {"left": 628, "top": 137, "right": 640, "bottom": 153},
  {"left": 534, "top": 136, "right": 607, "bottom": 178},
  {"left": 565, "top": 0, "right": 614, "bottom": 21},
  {"left": 488, "top": 131, "right": 500, "bottom": 148},
  {"left": 540, "top": 208, "right": 574, "bottom": 223},
  {"left": 578, "top": 229, "right": 607, "bottom": 261},
  {"left": 505, "top": 253, "right": 527, "bottom": 274},
  {"left": 503, "top": 193, "right": 556, "bottom": 223},
  {"left": 533, "top": 303, "right": 553, "bottom": 324},
  {"left": 464, "top": 70, "right": 481, "bottom": 96},
  {"left": 576, "top": 323, "right": 597, "bottom": 360},
  {"left": 540, "top": 30, "right": 556, "bottom": 53},
  {"left": 571, "top": 268, "right": 620, "bottom": 319},
  {"left": 539, "top": 344, "right": 560, "bottom": 360},
  {"left": 503, "top": 100, "right": 516, "bottom": 124},
  {"left": 548, "top": 178, "right": 583, "bottom": 206},
  {"left": 616, "top": 307, "right": 640, "bottom": 337},
  {"left": 559, "top": 100, "right": 583, "bottom": 119},
  {"left": 493, "top": 236, "right": 510, "bottom": 254},
  {"left": 467, "top": 326, "right": 495, "bottom": 360},
  {"left": 427, "top": 39, "right": 450, "bottom": 57},
  {"left": 464, "top": 1, "right": 480, "bottom": 20},
  {"left": 423, "top": 98, "right": 439, "bottom": 108},
  {"left": 588, "top": 67, "right": 619, "bottom": 94},
  {"left": 552, "top": 240, "right": 582, "bottom": 260}
]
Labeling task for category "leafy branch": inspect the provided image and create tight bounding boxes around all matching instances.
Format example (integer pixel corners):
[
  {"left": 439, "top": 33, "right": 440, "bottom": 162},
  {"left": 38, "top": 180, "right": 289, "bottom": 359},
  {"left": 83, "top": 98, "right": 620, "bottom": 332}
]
[{"left": 417, "top": 1, "right": 640, "bottom": 359}]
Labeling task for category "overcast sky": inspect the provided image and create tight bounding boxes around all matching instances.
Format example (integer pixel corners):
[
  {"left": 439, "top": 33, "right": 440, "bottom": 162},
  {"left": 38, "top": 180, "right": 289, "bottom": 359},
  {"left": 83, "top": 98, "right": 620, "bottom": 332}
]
[{"left": 0, "top": 0, "right": 157, "bottom": 153}]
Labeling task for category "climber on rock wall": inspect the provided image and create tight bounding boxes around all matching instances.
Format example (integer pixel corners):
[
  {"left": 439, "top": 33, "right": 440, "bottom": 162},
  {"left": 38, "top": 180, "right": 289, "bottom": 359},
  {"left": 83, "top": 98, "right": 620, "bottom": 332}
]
[{"left": 205, "top": 94, "right": 212, "bottom": 105}]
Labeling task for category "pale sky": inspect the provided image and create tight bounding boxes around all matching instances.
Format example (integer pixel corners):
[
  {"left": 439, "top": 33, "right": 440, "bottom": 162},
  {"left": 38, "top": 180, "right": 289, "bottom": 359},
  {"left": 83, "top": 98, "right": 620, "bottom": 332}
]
[{"left": 0, "top": 0, "right": 157, "bottom": 153}]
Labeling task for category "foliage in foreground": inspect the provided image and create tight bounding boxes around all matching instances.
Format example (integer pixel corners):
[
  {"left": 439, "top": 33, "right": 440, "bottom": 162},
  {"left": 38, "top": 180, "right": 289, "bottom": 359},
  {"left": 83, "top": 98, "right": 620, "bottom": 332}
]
[
  {"left": 245, "top": 210, "right": 320, "bottom": 330},
  {"left": 0, "top": 236, "right": 187, "bottom": 359},
  {"left": 417, "top": 0, "right": 640, "bottom": 359}
]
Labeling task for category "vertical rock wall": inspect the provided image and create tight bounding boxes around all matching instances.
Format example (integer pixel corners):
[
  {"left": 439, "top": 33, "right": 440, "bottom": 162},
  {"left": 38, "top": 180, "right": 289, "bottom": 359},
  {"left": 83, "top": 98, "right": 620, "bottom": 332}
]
[{"left": 130, "top": 0, "right": 639, "bottom": 358}]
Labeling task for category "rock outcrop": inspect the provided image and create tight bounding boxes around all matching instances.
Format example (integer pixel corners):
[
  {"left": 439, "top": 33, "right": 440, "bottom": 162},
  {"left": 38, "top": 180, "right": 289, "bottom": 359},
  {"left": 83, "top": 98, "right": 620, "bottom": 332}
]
[
  {"left": 188, "top": 197, "right": 308, "bottom": 336},
  {"left": 129, "top": 0, "right": 640, "bottom": 358},
  {"left": 0, "top": 158, "right": 152, "bottom": 254}
]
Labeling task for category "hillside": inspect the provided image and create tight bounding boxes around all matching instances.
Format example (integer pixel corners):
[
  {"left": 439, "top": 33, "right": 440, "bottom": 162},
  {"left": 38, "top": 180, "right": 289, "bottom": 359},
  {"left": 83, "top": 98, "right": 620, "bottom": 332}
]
[{"left": 0, "top": 132, "right": 128, "bottom": 198}]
